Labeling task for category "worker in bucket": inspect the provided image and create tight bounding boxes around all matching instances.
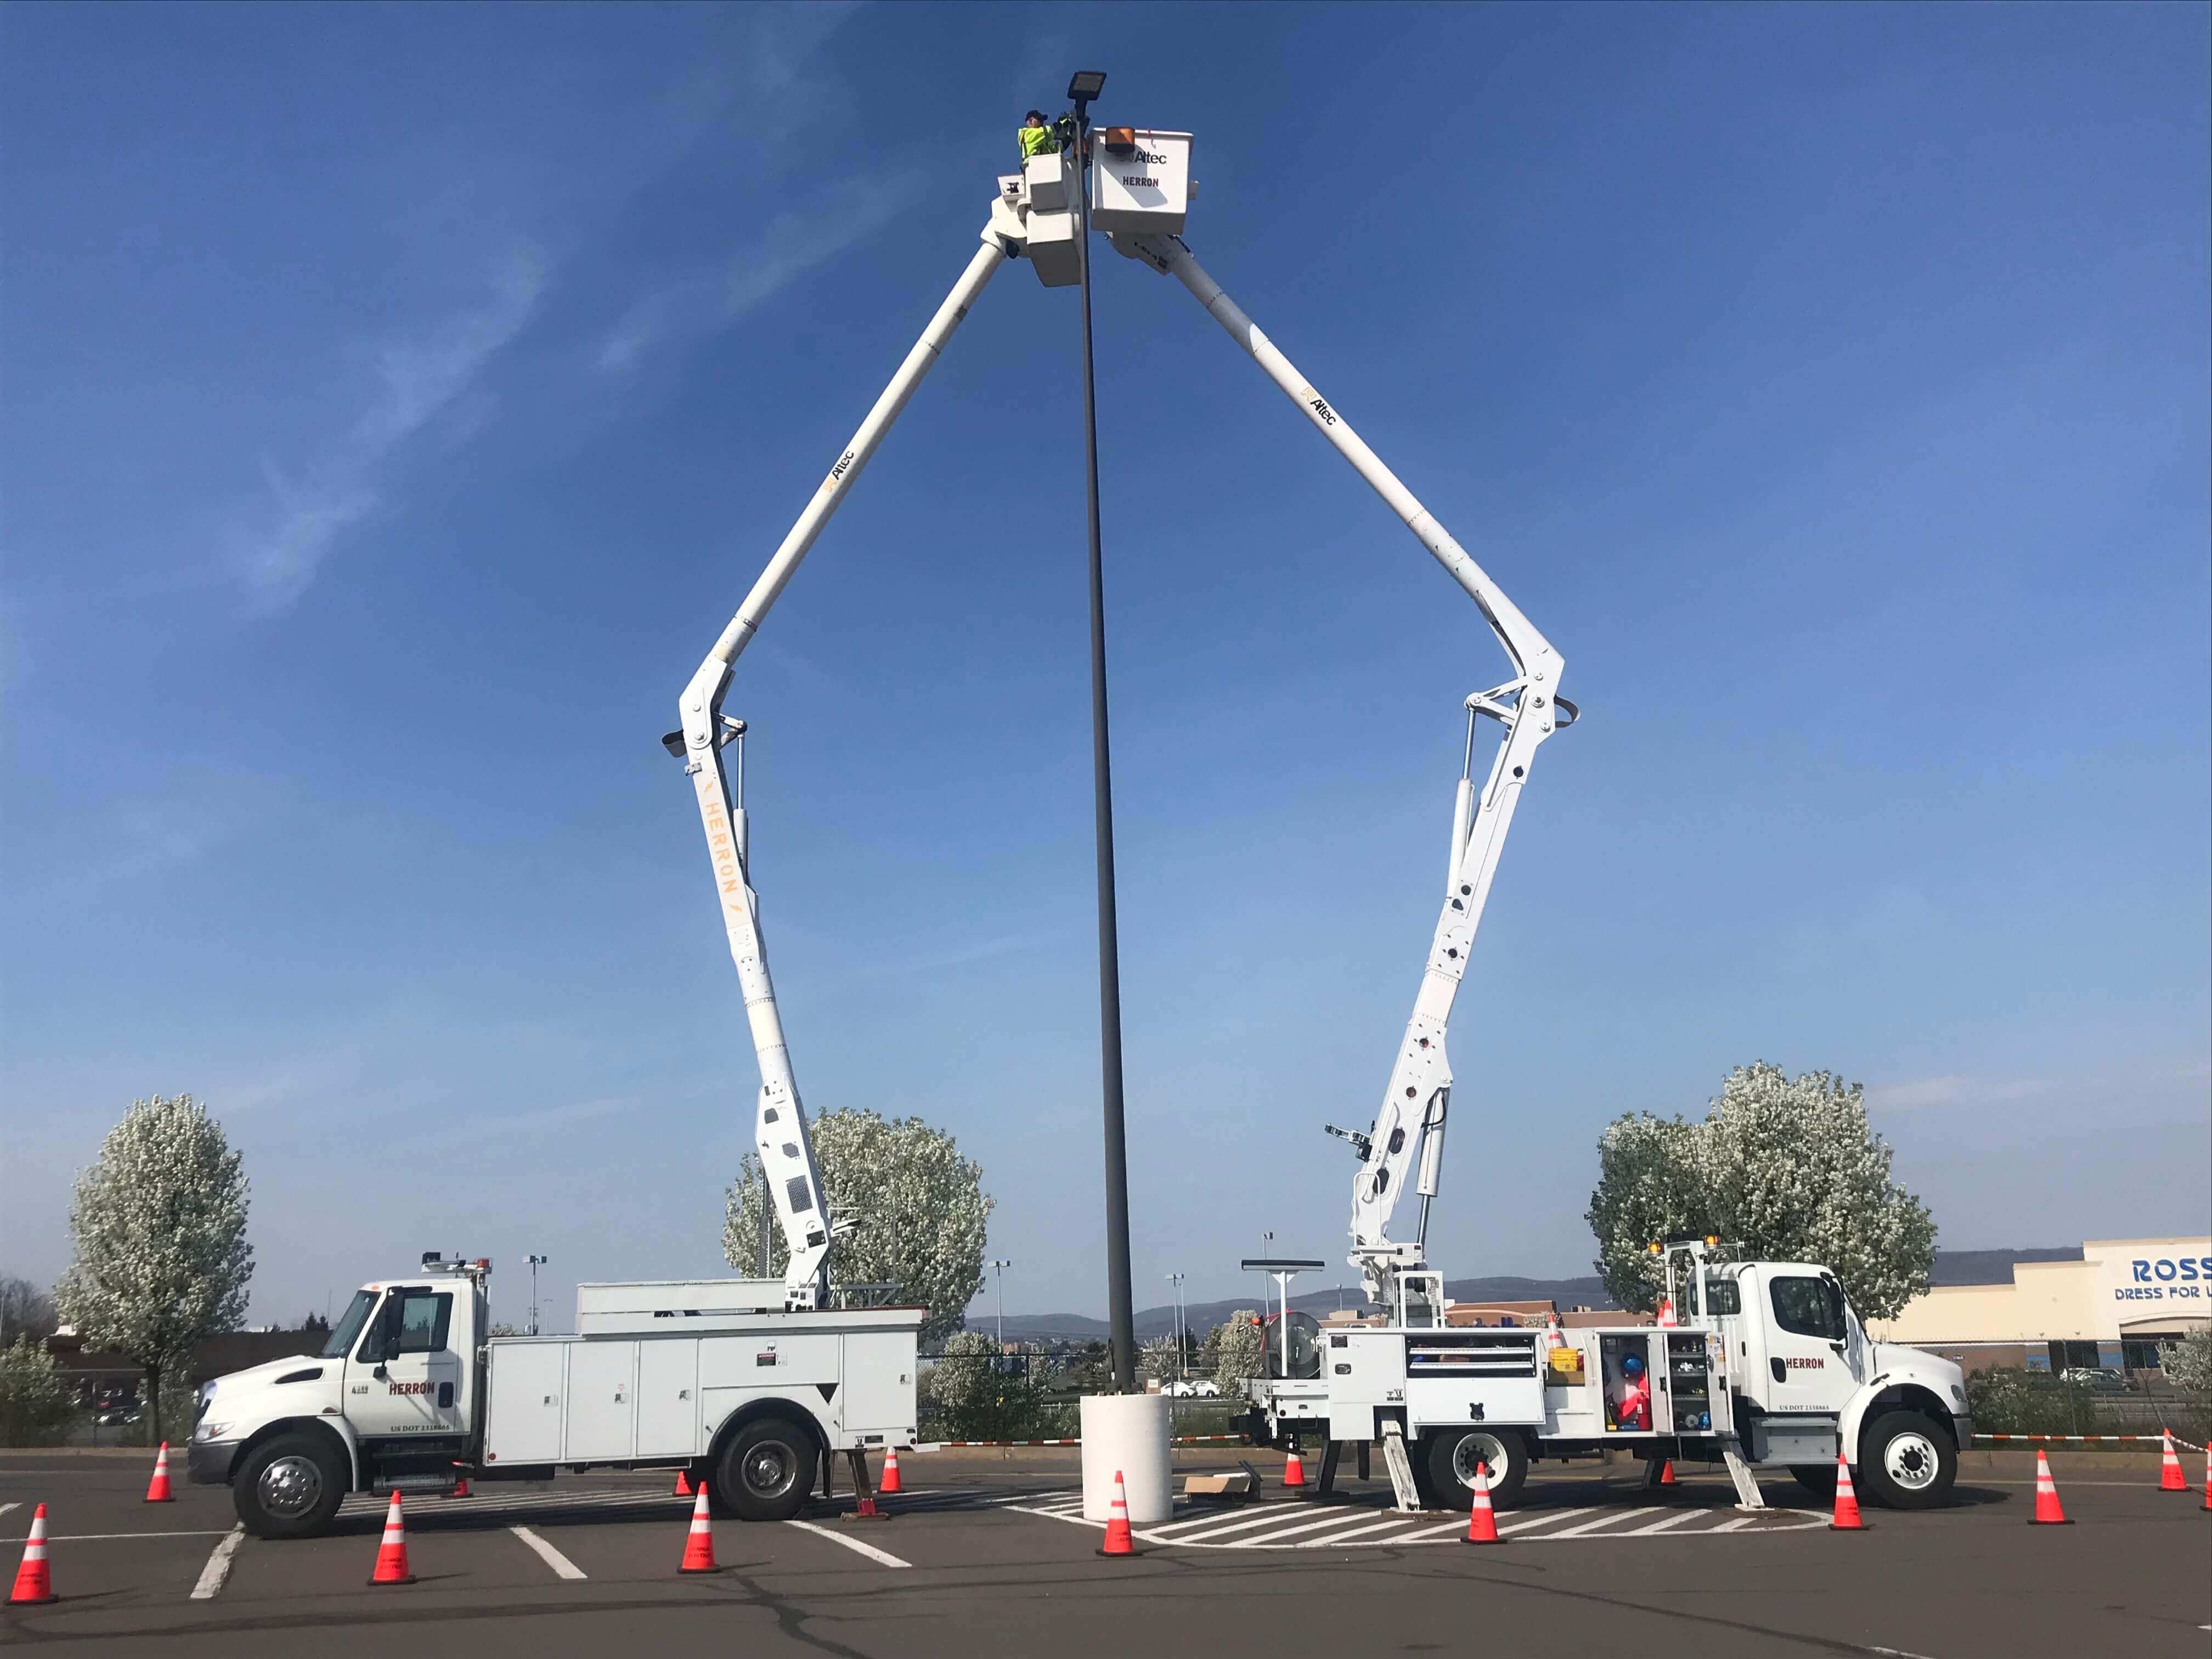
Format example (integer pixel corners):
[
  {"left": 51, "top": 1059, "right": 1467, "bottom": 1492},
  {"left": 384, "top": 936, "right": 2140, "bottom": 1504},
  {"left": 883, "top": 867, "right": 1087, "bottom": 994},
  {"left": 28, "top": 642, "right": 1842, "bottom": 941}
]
[
  {"left": 1018, "top": 110, "right": 1058, "bottom": 161},
  {"left": 1616, "top": 1352, "right": 1653, "bottom": 1431}
]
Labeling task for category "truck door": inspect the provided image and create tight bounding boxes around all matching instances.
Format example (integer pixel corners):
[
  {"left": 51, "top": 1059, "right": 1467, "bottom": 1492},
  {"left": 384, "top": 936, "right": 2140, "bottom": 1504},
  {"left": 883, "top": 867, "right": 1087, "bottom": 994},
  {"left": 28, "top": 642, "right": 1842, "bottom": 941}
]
[
  {"left": 346, "top": 1286, "right": 464, "bottom": 1440},
  {"left": 1752, "top": 1271, "right": 1859, "bottom": 1415}
]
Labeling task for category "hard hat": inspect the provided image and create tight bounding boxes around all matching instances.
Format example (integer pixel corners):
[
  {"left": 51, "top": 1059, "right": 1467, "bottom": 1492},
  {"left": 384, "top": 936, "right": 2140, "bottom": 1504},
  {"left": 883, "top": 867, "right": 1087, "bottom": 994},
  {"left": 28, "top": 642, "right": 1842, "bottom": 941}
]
[{"left": 1622, "top": 1353, "right": 1644, "bottom": 1374}]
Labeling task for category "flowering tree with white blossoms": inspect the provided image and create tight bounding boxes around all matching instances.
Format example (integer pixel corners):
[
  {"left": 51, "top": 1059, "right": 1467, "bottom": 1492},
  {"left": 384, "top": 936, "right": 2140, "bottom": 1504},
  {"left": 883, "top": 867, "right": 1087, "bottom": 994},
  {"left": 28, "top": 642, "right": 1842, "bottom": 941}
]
[
  {"left": 1204, "top": 1312, "right": 1267, "bottom": 1393},
  {"left": 723, "top": 1108, "right": 992, "bottom": 1346},
  {"left": 1586, "top": 1062, "right": 1936, "bottom": 1321},
  {"left": 1139, "top": 1335, "right": 1182, "bottom": 1382},
  {"left": 56, "top": 1095, "right": 254, "bottom": 1443}
]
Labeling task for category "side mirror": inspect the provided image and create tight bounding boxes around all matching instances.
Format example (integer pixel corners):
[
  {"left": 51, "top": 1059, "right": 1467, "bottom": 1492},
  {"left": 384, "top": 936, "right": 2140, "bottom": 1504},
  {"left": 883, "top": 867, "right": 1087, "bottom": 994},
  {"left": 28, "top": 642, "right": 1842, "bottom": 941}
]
[{"left": 383, "top": 1333, "right": 404, "bottom": 1363}]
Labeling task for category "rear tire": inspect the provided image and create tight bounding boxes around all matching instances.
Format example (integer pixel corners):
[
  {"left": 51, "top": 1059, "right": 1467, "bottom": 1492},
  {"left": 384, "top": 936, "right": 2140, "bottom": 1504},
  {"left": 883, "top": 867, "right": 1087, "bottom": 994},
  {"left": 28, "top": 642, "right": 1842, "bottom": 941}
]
[
  {"left": 1790, "top": 1462, "right": 1838, "bottom": 1498},
  {"left": 714, "top": 1417, "right": 818, "bottom": 1522},
  {"left": 1423, "top": 1426, "right": 1529, "bottom": 1510},
  {"left": 233, "top": 1431, "right": 346, "bottom": 1539},
  {"left": 1857, "top": 1411, "right": 1956, "bottom": 1510}
]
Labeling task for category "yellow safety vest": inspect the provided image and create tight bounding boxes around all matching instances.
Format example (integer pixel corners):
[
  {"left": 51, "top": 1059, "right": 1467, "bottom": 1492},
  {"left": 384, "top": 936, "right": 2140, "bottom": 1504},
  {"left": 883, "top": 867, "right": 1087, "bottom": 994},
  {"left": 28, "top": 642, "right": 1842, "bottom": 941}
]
[{"left": 1018, "top": 124, "right": 1057, "bottom": 161}]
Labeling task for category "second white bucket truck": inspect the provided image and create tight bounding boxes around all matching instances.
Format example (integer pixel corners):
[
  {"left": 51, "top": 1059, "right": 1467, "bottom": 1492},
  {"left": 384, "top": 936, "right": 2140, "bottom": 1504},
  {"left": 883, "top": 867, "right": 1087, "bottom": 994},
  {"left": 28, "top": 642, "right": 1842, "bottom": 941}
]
[{"left": 1090, "top": 208, "right": 1973, "bottom": 1517}]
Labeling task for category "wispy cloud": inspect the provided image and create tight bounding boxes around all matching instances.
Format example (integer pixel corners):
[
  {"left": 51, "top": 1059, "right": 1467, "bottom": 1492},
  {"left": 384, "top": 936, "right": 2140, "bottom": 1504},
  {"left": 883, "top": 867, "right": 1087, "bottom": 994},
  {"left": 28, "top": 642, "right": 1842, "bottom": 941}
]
[
  {"left": 1867, "top": 1058, "right": 2212, "bottom": 1114},
  {"left": 234, "top": 246, "right": 548, "bottom": 609},
  {"left": 596, "top": 173, "right": 918, "bottom": 373}
]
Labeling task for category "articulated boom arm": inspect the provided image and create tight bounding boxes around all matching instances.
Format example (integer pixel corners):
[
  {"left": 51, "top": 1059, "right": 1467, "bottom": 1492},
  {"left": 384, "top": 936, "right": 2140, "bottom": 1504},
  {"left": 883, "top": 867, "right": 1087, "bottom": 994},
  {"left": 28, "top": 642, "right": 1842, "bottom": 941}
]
[
  {"left": 674, "top": 226, "right": 1011, "bottom": 1310},
  {"left": 1118, "top": 231, "right": 1574, "bottom": 1305}
]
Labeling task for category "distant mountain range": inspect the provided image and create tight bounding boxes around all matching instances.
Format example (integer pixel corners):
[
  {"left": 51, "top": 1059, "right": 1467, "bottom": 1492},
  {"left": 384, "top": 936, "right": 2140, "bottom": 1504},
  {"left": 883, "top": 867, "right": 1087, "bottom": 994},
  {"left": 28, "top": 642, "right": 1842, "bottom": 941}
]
[{"left": 985, "top": 1248, "right": 2079, "bottom": 1343}]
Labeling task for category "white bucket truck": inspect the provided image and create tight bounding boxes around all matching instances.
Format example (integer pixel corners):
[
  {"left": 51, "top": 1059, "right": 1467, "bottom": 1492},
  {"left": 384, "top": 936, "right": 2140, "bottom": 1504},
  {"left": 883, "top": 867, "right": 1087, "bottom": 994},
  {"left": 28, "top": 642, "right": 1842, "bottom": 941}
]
[
  {"left": 1239, "top": 1240, "right": 1972, "bottom": 1514},
  {"left": 191, "top": 1258, "right": 921, "bottom": 1538},
  {"left": 1144, "top": 219, "right": 1971, "bottom": 1513}
]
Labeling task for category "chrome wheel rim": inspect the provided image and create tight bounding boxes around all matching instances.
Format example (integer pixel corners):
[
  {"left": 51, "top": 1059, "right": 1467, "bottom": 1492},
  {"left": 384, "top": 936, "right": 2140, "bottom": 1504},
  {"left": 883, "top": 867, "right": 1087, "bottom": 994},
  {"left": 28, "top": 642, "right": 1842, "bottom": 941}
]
[
  {"left": 258, "top": 1453, "right": 324, "bottom": 1517},
  {"left": 743, "top": 1441, "right": 798, "bottom": 1499},
  {"left": 1883, "top": 1430, "right": 1940, "bottom": 1491},
  {"left": 1450, "top": 1431, "right": 1510, "bottom": 1489}
]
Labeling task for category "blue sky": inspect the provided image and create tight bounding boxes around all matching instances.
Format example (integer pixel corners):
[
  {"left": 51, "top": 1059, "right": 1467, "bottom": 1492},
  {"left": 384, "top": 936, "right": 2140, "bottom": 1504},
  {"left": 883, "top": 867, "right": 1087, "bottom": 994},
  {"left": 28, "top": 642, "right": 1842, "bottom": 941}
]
[{"left": 4, "top": 4, "right": 2205, "bottom": 1331}]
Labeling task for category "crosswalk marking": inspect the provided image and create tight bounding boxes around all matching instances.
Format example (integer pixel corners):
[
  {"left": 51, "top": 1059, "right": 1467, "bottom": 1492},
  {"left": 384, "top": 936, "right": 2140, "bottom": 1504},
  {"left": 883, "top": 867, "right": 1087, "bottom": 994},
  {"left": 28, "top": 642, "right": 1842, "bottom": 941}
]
[
  {"left": 1293, "top": 1514, "right": 1434, "bottom": 1548},
  {"left": 1622, "top": 1508, "right": 1704, "bottom": 1537},
  {"left": 1543, "top": 1506, "right": 1664, "bottom": 1539}
]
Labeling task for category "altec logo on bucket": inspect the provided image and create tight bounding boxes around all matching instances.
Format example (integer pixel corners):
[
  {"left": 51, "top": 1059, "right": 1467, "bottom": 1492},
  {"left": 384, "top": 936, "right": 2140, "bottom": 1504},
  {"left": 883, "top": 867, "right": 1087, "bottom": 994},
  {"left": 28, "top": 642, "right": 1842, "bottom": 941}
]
[{"left": 2115, "top": 1255, "right": 2212, "bottom": 1302}]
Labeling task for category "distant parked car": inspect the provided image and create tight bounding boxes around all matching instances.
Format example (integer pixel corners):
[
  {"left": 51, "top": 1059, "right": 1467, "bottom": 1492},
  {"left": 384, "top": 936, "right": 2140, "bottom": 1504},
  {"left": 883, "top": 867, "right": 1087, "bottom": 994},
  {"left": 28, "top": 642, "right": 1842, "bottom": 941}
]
[
  {"left": 2057, "top": 1367, "right": 2125, "bottom": 1391},
  {"left": 1163, "top": 1379, "right": 1220, "bottom": 1398}
]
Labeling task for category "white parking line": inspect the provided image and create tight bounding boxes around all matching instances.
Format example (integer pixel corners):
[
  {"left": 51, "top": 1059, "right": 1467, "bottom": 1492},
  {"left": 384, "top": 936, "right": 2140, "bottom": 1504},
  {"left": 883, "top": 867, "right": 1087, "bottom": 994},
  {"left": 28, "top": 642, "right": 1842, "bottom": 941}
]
[
  {"left": 1155, "top": 1505, "right": 1325, "bottom": 1544},
  {"left": 189, "top": 1526, "right": 244, "bottom": 1600},
  {"left": 1540, "top": 1506, "right": 1664, "bottom": 1539},
  {"left": 1294, "top": 1514, "right": 1431, "bottom": 1548},
  {"left": 12, "top": 1530, "right": 230, "bottom": 1543},
  {"left": 510, "top": 1525, "right": 588, "bottom": 1580},
  {"left": 0, "top": 1504, "right": 18, "bottom": 1522},
  {"left": 1622, "top": 1508, "right": 1708, "bottom": 1537},
  {"left": 786, "top": 1517, "right": 910, "bottom": 1568}
]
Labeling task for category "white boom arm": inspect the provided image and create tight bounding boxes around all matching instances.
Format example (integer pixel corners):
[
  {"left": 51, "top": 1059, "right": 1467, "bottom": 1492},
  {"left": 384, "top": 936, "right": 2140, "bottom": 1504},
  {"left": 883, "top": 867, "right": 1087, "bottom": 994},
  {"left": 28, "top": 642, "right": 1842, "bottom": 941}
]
[
  {"left": 675, "top": 229, "right": 1009, "bottom": 1308},
  {"left": 1121, "top": 232, "right": 1572, "bottom": 1305}
]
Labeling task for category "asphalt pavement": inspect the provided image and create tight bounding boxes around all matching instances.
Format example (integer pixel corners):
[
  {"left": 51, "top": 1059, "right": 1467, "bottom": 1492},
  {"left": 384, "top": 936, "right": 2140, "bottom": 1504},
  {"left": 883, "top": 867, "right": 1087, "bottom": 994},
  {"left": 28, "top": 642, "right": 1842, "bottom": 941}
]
[{"left": 3, "top": 1448, "right": 2206, "bottom": 1656}]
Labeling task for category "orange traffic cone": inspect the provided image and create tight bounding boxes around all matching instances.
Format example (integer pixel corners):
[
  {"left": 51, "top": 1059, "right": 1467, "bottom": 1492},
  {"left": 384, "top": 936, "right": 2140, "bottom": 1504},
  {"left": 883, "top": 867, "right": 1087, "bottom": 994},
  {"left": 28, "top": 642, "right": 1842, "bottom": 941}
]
[
  {"left": 678, "top": 1486, "right": 717, "bottom": 1572},
  {"left": 144, "top": 1442, "right": 174, "bottom": 1503},
  {"left": 368, "top": 1492, "right": 416, "bottom": 1585},
  {"left": 6, "top": 1502, "right": 54, "bottom": 1605},
  {"left": 1657, "top": 1459, "right": 1678, "bottom": 1487},
  {"left": 1282, "top": 1446, "right": 1306, "bottom": 1489},
  {"left": 2028, "top": 1448, "right": 2071, "bottom": 1525},
  {"left": 1656, "top": 1297, "right": 1677, "bottom": 1328},
  {"left": 1097, "top": 1469, "right": 1137, "bottom": 1557},
  {"left": 2158, "top": 1431, "right": 2186, "bottom": 1492},
  {"left": 674, "top": 1468, "right": 692, "bottom": 1497},
  {"left": 878, "top": 1447, "right": 903, "bottom": 1495},
  {"left": 1828, "top": 1454, "right": 1868, "bottom": 1531},
  {"left": 1463, "top": 1460, "right": 1500, "bottom": 1544}
]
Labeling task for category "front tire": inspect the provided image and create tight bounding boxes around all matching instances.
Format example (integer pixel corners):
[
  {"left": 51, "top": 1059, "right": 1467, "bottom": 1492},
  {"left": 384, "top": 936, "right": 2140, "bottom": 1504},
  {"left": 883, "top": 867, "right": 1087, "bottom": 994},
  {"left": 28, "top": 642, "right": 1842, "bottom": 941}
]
[
  {"left": 1423, "top": 1426, "right": 1529, "bottom": 1510},
  {"left": 1857, "top": 1411, "right": 1956, "bottom": 1510},
  {"left": 233, "top": 1431, "right": 346, "bottom": 1539},
  {"left": 715, "top": 1418, "right": 818, "bottom": 1522}
]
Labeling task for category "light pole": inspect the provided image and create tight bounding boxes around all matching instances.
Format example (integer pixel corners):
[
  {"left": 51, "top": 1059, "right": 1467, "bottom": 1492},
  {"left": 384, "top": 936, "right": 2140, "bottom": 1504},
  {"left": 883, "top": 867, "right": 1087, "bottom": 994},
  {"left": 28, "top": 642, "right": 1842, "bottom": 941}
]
[
  {"left": 1064, "top": 66, "right": 1136, "bottom": 1398},
  {"left": 1166, "top": 1273, "right": 1187, "bottom": 1379},
  {"left": 989, "top": 1260, "right": 1013, "bottom": 1353},
  {"left": 526, "top": 1254, "right": 549, "bottom": 1336}
]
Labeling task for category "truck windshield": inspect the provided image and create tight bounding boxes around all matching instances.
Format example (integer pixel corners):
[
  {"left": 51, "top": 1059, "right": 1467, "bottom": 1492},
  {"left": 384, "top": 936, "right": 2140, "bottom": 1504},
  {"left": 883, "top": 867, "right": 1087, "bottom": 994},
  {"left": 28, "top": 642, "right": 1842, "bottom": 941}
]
[{"left": 321, "top": 1290, "right": 377, "bottom": 1359}]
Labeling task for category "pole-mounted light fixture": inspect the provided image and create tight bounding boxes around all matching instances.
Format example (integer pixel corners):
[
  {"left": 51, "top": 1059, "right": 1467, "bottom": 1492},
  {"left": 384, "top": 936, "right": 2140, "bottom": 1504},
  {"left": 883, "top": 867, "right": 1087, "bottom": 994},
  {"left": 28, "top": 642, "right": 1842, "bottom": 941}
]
[{"left": 1066, "top": 70, "right": 1107, "bottom": 102}]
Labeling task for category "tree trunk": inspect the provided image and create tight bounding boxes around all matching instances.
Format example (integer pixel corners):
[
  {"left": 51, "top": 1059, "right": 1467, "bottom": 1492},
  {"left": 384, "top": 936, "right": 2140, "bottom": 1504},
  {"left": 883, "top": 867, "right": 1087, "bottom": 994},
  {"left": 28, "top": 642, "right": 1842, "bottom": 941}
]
[{"left": 146, "top": 1360, "right": 162, "bottom": 1446}]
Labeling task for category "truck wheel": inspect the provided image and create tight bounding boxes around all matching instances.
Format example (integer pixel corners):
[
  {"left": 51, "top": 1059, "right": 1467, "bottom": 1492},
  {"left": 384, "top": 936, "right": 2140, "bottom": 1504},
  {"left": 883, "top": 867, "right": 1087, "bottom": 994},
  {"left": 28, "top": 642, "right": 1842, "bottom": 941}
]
[
  {"left": 715, "top": 1418, "right": 818, "bottom": 1522},
  {"left": 233, "top": 1432, "right": 346, "bottom": 1539},
  {"left": 1790, "top": 1463, "right": 1839, "bottom": 1499},
  {"left": 1857, "top": 1411, "right": 1956, "bottom": 1510},
  {"left": 1423, "top": 1426, "right": 1528, "bottom": 1510}
]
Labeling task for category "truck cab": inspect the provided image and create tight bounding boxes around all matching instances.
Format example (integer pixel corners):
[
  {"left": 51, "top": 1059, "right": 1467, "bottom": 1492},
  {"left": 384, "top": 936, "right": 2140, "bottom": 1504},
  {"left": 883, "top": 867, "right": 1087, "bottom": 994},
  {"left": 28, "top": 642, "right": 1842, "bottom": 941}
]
[
  {"left": 190, "top": 1257, "right": 490, "bottom": 1537},
  {"left": 1708, "top": 1257, "right": 1972, "bottom": 1508}
]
